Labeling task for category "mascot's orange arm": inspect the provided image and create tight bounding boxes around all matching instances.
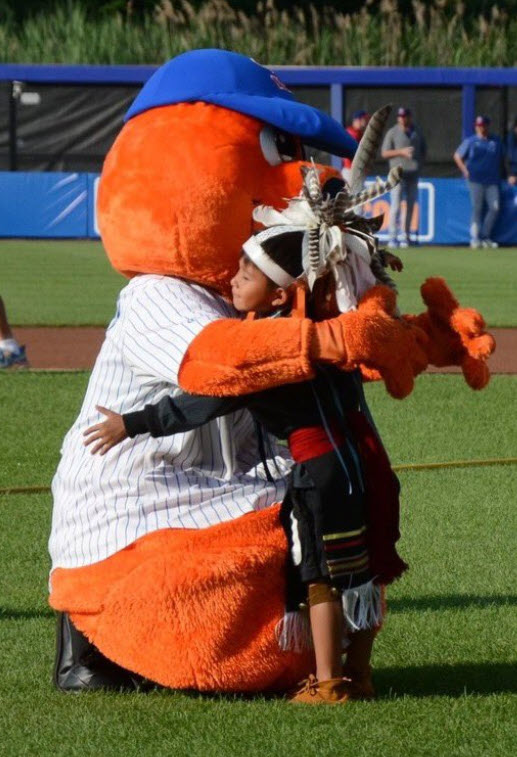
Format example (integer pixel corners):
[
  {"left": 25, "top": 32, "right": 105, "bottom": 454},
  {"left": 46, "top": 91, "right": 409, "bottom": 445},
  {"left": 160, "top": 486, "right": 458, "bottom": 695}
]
[
  {"left": 178, "top": 316, "right": 316, "bottom": 396},
  {"left": 179, "top": 286, "right": 430, "bottom": 399}
]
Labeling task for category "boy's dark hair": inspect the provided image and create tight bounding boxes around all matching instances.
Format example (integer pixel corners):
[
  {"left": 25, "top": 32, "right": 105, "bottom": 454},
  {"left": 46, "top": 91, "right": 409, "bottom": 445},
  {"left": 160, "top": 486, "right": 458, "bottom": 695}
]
[{"left": 260, "top": 231, "right": 304, "bottom": 282}]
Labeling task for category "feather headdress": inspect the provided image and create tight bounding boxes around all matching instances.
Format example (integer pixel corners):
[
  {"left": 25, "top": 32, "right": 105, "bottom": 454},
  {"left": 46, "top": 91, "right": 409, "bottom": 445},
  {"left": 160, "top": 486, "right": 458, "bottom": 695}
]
[{"left": 252, "top": 106, "right": 401, "bottom": 311}]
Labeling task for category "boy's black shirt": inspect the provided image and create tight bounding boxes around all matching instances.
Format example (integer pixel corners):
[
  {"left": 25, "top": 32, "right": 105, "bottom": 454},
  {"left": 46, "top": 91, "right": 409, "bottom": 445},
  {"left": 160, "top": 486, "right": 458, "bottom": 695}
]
[{"left": 123, "top": 366, "right": 362, "bottom": 442}]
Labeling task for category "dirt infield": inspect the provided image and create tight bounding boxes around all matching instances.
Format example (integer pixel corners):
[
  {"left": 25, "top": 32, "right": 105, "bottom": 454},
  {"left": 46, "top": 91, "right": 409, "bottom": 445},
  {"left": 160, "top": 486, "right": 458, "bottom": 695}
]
[{"left": 11, "top": 326, "right": 517, "bottom": 374}]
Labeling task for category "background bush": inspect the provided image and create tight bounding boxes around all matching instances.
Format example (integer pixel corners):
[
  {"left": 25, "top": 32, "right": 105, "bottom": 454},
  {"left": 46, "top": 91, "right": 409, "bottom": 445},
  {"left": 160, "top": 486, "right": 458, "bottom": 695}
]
[{"left": 1, "top": 0, "right": 517, "bottom": 65}]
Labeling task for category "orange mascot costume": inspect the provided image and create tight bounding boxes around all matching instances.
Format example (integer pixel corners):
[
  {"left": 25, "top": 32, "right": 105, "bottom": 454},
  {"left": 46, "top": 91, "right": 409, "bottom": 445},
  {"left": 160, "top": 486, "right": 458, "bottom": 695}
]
[{"left": 49, "top": 50, "right": 494, "bottom": 694}]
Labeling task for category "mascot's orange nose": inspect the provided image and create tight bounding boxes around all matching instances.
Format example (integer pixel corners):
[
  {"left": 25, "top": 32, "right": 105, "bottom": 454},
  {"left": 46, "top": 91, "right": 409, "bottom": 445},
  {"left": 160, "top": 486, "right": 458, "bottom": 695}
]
[{"left": 98, "top": 104, "right": 342, "bottom": 297}]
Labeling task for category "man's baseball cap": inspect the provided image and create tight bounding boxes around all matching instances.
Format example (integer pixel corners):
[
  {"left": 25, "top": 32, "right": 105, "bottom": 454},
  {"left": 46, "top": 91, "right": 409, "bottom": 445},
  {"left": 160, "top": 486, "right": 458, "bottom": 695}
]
[
  {"left": 475, "top": 115, "right": 490, "bottom": 126},
  {"left": 352, "top": 109, "right": 368, "bottom": 120},
  {"left": 125, "top": 49, "right": 357, "bottom": 157},
  {"left": 397, "top": 107, "right": 411, "bottom": 117}
]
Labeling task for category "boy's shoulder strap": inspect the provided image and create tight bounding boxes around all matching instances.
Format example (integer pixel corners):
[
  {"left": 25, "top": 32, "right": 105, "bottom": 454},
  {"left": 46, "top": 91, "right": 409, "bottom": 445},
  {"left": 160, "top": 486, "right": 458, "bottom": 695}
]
[{"left": 290, "top": 283, "right": 307, "bottom": 319}]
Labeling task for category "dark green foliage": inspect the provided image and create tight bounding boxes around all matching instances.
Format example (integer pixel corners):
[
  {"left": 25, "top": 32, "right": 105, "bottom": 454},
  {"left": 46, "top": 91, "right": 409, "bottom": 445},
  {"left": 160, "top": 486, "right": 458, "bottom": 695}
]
[
  {"left": 2, "top": 1, "right": 517, "bottom": 66},
  {"left": 4, "top": 1, "right": 517, "bottom": 24}
]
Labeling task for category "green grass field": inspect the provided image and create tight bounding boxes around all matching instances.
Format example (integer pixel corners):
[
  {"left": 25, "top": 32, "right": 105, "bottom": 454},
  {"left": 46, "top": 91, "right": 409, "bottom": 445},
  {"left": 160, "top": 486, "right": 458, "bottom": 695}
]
[
  {"left": 1, "top": 372, "right": 516, "bottom": 756},
  {"left": 1, "top": 240, "right": 516, "bottom": 327},
  {"left": 1, "top": 240, "right": 516, "bottom": 755}
]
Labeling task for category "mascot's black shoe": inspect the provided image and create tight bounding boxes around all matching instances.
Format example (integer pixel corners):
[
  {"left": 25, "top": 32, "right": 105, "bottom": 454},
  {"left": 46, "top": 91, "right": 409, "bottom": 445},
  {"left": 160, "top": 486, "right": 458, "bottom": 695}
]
[{"left": 53, "top": 612, "right": 152, "bottom": 692}]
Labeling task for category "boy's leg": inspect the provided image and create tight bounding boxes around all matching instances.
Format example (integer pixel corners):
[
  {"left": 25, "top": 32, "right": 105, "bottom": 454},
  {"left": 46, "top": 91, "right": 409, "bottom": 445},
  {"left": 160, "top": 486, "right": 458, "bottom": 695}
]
[
  {"left": 289, "top": 581, "right": 349, "bottom": 703},
  {"left": 342, "top": 627, "right": 377, "bottom": 699},
  {"left": 308, "top": 582, "right": 343, "bottom": 681}
]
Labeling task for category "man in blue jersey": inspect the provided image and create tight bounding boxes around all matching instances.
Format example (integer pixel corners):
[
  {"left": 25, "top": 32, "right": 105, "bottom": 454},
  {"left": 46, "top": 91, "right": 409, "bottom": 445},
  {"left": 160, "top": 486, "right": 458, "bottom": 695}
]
[{"left": 454, "top": 115, "right": 505, "bottom": 249}]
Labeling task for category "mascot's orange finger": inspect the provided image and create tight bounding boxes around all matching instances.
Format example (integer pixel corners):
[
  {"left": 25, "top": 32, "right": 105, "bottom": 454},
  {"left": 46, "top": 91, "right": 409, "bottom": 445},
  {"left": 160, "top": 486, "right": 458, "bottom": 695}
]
[
  {"left": 359, "top": 365, "right": 382, "bottom": 382},
  {"left": 462, "top": 355, "right": 491, "bottom": 390},
  {"left": 357, "top": 284, "right": 397, "bottom": 315},
  {"left": 450, "top": 307, "right": 486, "bottom": 337},
  {"left": 449, "top": 308, "right": 495, "bottom": 359},
  {"left": 465, "top": 332, "right": 496, "bottom": 360},
  {"left": 382, "top": 366, "right": 415, "bottom": 400},
  {"left": 420, "top": 277, "right": 458, "bottom": 321}
]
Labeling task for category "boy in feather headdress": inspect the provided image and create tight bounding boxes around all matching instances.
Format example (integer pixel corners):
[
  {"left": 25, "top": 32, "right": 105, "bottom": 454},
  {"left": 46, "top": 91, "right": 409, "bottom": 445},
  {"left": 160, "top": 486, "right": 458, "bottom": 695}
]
[{"left": 84, "top": 154, "right": 409, "bottom": 704}]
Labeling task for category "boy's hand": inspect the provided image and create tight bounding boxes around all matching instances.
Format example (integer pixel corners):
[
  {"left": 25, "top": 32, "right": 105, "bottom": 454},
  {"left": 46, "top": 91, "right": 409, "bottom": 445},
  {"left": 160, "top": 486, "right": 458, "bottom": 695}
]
[
  {"left": 83, "top": 406, "right": 128, "bottom": 455},
  {"left": 383, "top": 251, "right": 403, "bottom": 272}
]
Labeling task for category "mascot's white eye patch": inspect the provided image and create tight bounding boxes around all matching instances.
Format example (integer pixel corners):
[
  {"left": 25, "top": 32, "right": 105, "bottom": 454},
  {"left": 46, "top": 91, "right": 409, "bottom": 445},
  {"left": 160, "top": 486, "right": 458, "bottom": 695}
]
[{"left": 260, "top": 126, "right": 302, "bottom": 166}]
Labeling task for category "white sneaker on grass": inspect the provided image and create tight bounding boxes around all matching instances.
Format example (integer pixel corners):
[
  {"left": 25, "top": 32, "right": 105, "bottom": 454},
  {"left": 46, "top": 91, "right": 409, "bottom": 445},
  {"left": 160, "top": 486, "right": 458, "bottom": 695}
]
[
  {"left": 470, "top": 239, "right": 481, "bottom": 249},
  {"left": 481, "top": 239, "right": 499, "bottom": 248},
  {"left": 0, "top": 345, "right": 29, "bottom": 370}
]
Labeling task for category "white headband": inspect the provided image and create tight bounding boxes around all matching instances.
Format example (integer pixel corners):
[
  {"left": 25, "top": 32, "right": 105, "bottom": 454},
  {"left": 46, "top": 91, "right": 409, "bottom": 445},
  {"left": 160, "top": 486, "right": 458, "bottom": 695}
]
[{"left": 242, "top": 225, "right": 305, "bottom": 288}]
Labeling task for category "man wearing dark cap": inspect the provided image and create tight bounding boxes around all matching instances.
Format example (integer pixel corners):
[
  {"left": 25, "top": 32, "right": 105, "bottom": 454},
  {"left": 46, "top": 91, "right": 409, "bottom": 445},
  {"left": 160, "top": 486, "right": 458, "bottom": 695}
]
[
  {"left": 381, "top": 107, "right": 426, "bottom": 247},
  {"left": 454, "top": 115, "right": 505, "bottom": 248},
  {"left": 342, "top": 110, "right": 369, "bottom": 183}
]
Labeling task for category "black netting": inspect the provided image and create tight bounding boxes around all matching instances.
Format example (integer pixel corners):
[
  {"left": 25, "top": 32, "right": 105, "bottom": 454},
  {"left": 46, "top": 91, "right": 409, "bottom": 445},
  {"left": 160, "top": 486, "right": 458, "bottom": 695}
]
[
  {"left": 344, "top": 87, "right": 463, "bottom": 178},
  {"left": 0, "top": 81, "right": 512, "bottom": 176},
  {"left": 0, "top": 83, "right": 138, "bottom": 171},
  {"left": 476, "top": 87, "right": 505, "bottom": 135}
]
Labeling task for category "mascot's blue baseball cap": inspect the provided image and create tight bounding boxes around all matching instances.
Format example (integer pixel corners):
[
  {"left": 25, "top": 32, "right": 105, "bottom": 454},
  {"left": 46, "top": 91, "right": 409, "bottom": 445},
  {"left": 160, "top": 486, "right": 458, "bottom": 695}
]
[{"left": 125, "top": 49, "right": 356, "bottom": 158}]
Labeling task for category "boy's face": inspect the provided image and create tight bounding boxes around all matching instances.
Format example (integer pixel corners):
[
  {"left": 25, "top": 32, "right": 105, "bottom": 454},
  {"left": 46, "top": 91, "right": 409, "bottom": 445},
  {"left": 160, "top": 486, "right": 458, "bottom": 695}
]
[{"left": 230, "top": 256, "right": 287, "bottom": 313}]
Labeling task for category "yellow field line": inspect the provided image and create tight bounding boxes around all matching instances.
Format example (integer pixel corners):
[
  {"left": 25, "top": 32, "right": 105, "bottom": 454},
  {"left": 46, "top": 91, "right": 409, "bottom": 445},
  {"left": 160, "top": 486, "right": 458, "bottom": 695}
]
[
  {"left": 392, "top": 457, "right": 517, "bottom": 472},
  {"left": 0, "top": 485, "right": 51, "bottom": 496},
  {"left": 1, "top": 457, "right": 516, "bottom": 497}
]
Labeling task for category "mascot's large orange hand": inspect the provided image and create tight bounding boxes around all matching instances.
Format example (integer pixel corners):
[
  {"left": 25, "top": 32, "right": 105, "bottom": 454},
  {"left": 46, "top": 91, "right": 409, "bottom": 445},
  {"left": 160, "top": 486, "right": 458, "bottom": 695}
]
[
  {"left": 404, "top": 277, "right": 495, "bottom": 390},
  {"left": 311, "top": 286, "right": 429, "bottom": 399}
]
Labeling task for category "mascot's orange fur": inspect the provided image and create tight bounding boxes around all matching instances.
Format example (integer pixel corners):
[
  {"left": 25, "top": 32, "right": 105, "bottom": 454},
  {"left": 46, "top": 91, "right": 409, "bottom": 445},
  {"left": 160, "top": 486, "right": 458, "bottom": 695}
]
[{"left": 50, "top": 52, "right": 494, "bottom": 692}]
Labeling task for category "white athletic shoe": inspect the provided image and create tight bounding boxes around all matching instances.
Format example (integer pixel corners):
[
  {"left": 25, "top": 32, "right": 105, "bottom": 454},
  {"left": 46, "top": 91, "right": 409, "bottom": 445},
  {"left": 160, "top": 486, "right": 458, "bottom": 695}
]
[
  {"left": 481, "top": 239, "right": 499, "bottom": 248},
  {"left": 470, "top": 239, "right": 481, "bottom": 249},
  {"left": 0, "top": 345, "right": 29, "bottom": 370}
]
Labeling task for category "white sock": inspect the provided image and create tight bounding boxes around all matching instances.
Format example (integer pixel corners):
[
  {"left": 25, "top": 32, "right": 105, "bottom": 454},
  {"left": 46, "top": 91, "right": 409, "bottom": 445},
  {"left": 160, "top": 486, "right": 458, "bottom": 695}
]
[{"left": 0, "top": 338, "right": 20, "bottom": 353}]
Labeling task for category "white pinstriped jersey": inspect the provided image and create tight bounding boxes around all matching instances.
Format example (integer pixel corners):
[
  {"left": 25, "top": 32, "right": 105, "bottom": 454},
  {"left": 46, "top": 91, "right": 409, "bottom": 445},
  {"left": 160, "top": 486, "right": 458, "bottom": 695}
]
[{"left": 49, "top": 275, "right": 291, "bottom": 570}]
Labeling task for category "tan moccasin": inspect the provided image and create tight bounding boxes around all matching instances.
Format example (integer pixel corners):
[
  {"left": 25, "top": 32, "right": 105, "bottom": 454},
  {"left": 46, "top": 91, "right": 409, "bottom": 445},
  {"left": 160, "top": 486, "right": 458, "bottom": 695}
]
[{"left": 288, "top": 674, "right": 350, "bottom": 704}]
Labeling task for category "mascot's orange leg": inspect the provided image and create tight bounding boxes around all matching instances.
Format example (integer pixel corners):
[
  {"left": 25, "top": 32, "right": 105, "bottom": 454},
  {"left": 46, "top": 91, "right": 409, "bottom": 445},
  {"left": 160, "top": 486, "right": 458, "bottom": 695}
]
[{"left": 50, "top": 506, "right": 313, "bottom": 693}]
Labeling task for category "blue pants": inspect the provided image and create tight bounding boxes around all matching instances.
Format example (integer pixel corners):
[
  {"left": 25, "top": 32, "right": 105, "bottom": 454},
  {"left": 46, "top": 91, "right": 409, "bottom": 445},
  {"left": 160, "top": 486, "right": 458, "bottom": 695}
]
[
  {"left": 388, "top": 176, "right": 419, "bottom": 241},
  {"left": 468, "top": 182, "right": 500, "bottom": 241}
]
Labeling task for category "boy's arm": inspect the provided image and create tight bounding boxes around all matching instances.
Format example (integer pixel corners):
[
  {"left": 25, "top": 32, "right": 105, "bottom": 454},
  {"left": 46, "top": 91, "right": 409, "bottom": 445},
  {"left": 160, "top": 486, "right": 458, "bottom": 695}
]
[{"left": 123, "top": 392, "right": 248, "bottom": 438}]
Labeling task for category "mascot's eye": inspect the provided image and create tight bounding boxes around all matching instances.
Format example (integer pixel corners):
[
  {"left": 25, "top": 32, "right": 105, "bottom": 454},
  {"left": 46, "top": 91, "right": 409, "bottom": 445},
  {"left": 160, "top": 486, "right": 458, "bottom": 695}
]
[{"left": 260, "top": 126, "right": 304, "bottom": 165}]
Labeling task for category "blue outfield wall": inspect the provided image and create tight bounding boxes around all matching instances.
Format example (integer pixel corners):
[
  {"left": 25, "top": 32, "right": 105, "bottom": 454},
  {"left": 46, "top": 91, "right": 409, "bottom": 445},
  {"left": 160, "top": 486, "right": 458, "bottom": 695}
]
[
  {"left": 1, "top": 171, "right": 517, "bottom": 244},
  {"left": 0, "top": 172, "right": 99, "bottom": 238}
]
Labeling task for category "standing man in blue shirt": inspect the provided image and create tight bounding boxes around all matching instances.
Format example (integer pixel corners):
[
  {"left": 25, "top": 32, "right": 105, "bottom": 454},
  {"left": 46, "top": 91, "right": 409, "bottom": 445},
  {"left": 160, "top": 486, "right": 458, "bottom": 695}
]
[{"left": 454, "top": 115, "right": 505, "bottom": 248}]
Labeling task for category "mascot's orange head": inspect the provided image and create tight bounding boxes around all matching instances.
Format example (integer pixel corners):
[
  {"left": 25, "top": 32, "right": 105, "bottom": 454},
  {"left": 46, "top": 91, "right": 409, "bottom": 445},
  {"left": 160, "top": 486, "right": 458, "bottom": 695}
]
[{"left": 98, "top": 49, "right": 356, "bottom": 297}]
